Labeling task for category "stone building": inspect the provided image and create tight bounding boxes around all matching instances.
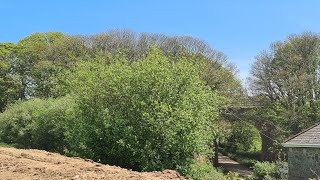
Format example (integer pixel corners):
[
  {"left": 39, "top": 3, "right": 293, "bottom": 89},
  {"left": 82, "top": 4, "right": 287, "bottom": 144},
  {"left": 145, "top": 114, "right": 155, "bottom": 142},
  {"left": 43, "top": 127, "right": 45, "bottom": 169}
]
[{"left": 283, "top": 123, "right": 320, "bottom": 180}]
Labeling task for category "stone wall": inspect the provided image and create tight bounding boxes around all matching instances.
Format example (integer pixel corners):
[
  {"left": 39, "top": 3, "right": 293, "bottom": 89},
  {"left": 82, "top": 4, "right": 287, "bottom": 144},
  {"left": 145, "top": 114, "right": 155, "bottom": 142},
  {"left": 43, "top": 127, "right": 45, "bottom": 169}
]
[{"left": 288, "top": 147, "right": 320, "bottom": 180}]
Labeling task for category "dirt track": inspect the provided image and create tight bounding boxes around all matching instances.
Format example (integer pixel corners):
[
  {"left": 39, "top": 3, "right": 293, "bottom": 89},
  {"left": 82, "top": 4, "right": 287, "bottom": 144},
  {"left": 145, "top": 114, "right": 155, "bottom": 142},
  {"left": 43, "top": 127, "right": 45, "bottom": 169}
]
[
  {"left": 218, "top": 153, "right": 252, "bottom": 177},
  {"left": 0, "top": 147, "right": 185, "bottom": 180}
]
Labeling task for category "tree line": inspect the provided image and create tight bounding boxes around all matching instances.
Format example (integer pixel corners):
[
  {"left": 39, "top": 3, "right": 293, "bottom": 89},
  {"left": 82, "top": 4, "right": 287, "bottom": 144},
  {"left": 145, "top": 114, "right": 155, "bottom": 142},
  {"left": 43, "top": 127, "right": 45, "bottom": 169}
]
[
  {"left": 1, "top": 29, "right": 319, "bottom": 178},
  {"left": 0, "top": 30, "right": 242, "bottom": 178},
  {"left": 248, "top": 32, "right": 320, "bottom": 161},
  {"left": 0, "top": 30, "right": 241, "bottom": 112}
]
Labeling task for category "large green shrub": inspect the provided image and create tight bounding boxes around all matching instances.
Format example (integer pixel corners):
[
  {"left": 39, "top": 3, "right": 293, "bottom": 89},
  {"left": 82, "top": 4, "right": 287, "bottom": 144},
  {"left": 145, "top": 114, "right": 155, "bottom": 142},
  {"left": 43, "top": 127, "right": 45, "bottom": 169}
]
[
  {"left": 272, "top": 161, "right": 288, "bottom": 180},
  {"left": 0, "top": 96, "right": 74, "bottom": 152},
  {"left": 253, "top": 161, "right": 277, "bottom": 180},
  {"left": 179, "top": 161, "right": 225, "bottom": 180},
  {"left": 65, "top": 48, "right": 219, "bottom": 171},
  {"left": 0, "top": 99, "right": 44, "bottom": 147},
  {"left": 252, "top": 161, "right": 288, "bottom": 180}
]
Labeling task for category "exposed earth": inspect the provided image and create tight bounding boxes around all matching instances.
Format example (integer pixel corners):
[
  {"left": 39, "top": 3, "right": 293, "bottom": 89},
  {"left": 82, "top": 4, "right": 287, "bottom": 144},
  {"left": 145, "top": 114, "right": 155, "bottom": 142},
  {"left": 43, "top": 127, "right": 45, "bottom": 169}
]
[
  {"left": 218, "top": 153, "right": 252, "bottom": 177},
  {"left": 0, "top": 147, "right": 185, "bottom": 180}
]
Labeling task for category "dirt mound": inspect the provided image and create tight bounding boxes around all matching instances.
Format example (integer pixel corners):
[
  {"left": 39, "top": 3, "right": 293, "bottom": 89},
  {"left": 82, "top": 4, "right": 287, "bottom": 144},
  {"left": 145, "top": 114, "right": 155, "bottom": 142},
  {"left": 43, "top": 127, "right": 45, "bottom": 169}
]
[{"left": 0, "top": 147, "right": 185, "bottom": 180}]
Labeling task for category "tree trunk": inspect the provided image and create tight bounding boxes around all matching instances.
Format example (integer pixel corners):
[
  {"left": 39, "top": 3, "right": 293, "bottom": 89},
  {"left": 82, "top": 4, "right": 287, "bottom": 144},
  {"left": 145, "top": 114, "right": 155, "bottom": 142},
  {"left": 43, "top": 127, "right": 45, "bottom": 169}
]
[
  {"left": 260, "top": 130, "right": 274, "bottom": 161},
  {"left": 213, "top": 139, "right": 219, "bottom": 167},
  {"left": 20, "top": 79, "right": 26, "bottom": 100}
]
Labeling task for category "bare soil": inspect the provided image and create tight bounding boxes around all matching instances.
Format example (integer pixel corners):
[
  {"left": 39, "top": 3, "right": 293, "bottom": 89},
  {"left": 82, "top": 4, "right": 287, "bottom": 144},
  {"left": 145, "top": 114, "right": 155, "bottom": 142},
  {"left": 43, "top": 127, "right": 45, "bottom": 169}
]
[
  {"left": 0, "top": 147, "right": 185, "bottom": 180},
  {"left": 218, "top": 153, "right": 252, "bottom": 177}
]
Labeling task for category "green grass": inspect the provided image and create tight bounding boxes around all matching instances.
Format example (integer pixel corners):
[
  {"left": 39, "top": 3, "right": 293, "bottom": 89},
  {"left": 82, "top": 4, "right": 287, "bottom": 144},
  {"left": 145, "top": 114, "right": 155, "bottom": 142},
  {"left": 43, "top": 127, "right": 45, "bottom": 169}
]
[
  {"left": 226, "top": 151, "right": 260, "bottom": 167},
  {"left": 222, "top": 150, "right": 261, "bottom": 168},
  {"left": 0, "top": 142, "right": 15, "bottom": 148},
  {"left": 220, "top": 128, "right": 262, "bottom": 168}
]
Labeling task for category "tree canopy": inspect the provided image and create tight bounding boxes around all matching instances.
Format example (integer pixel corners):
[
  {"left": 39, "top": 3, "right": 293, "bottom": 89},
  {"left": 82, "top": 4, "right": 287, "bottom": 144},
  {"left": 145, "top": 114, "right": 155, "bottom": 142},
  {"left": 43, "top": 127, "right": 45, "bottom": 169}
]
[
  {"left": 0, "top": 30, "right": 243, "bottom": 178},
  {"left": 63, "top": 47, "right": 220, "bottom": 171},
  {"left": 248, "top": 32, "right": 320, "bottom": 160}
]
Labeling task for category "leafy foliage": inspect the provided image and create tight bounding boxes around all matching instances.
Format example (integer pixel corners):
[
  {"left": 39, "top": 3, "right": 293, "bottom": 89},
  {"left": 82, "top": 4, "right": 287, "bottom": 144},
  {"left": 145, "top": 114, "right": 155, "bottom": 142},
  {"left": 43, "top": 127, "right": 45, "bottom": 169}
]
[
  {"left": 0, "top": 30, "right": 244, "bottom": 175},
  {"left": 64, "top": 48, "right": 219, "bottom": 171},
  {"left": 179, "top": 161, "right": 225, "bottom": 180},
  {"left": 0, "top": 96, "right": 74, "bottom": 152},
  {"left": 252, "top": 161, "right": 288, "bottom": 180},
  {"left": 253, "top": 161, "right": 276, "bottom": 179},
  {"left": 273, "top": 161, "right": 288, "bottom": 180},
  {"left": 0, "top": 43, "right": 21, "bottom": 112},
  {"left": 225, "top": 121, "right": 261, "bottom": 153},
  {"left": 248, "top": 32, "right": 320, "bottom": 161},
  {"left": 0, "top": 30, "right": 242, "bottom": 112}
]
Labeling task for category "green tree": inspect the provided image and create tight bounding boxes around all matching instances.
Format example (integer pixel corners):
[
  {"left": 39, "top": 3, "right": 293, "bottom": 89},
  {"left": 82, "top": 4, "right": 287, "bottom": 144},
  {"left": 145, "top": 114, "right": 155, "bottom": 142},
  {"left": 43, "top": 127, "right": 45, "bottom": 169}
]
[
  {"left": 81, "top": 29, "right": 243, "bottom": 101},
  {"left": 0, "top": 43, "right": 21, "bottom": 112},
  {"left": 11, "top": 32, "right": 88, "bottom": 99},
  {"left": 65, "top": 47, "right": 220, "bottom": 171},
  {"left": 249, "top": 32, "right": 320, "bottom": 160}
]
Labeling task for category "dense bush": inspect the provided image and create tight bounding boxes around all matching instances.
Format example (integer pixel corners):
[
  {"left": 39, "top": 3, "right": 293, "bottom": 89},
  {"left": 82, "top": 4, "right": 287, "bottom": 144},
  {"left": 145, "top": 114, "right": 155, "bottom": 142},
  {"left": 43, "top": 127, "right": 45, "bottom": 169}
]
[
  {"left": 0, "top": 96, "right": 74, "bottom": 152},
  {"left": 272, "top": 161, "right": 288, "bottom": 180},
  {"left": 220, "top": 121, "right": 261, "bottom": 168},
  {"left": 178, "top": 161, "right": 225, "bottom": 180},
  {"left": 252, "top": 161, "right": 288, "bottom": 180},
  {"left": 225, "top": 121, "right": 261, "bottom": 153},
  {"left": 0, "top": 48, "right": 222, "bottom": 173},
  {"left": 64, "top": 48, "right": 219, "bottom": 171},
  {"left": 253, "top": 161, "right": 276, "bottom": 179}
]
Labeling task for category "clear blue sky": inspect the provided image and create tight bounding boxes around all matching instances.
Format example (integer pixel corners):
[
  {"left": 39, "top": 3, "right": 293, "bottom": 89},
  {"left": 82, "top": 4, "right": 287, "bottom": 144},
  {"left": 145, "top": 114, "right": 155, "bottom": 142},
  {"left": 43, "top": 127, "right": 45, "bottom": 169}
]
[{"left": 1, "top": 1, "right": 320, "bottom": 83}]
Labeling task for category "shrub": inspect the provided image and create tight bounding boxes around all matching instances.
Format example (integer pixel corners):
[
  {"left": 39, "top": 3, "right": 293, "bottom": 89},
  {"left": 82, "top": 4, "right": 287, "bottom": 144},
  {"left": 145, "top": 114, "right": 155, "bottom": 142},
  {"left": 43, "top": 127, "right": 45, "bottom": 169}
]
[
  {"left": 0, "top": 99, "right": 46, "bottom": 147},
  {"left": 178, "top": 161, "right": 225, "bottom": 180},
  {"left": 224, "top": 172, "right": 240, "bottom": 180},
  {"left": 273, "top": 161, "right": 288, "bottom": 180},
  {"left": 65, "top": 48, "right": 220, "bottom": 171},
  {"left": 252, "top": 161, "right": 288, "bottom": 180},
  {"left": 253, "top": 161, "right": 276, "bottom": 179},
  {"left": 0, "top": 96, "right": 74, "bottom": 152},
  {"left": 30, "top": 96, "right": 75, "bottom": 152}
]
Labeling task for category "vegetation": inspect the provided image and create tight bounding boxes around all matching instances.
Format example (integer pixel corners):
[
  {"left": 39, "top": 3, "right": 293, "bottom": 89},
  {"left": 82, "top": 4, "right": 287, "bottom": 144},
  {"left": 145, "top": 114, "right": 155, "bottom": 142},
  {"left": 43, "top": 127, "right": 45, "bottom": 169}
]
[
  {"left": 0, "top": 96, "right": 74, "bottom": 152},
  {"left": 2, "top": 29, "right": 320, "bottom": 178},
  {"left": 0, "top": 49, "right": 219, "bottom": 172},
  {"left": 253, "top": 161, "right": 288, "bottom": 180},
  {"left": 179, "top": 161, "right": 225, "bottom": 180},
  {"left": 220, "top": 121, "right": 261, "bottom": 167},
  {"left": 253, "top": 162, "right": 277, "bottom": 179},
  {"left": 0, "top": 142, "right": 14, "bottom": 148},
  {"left": 0, "top": 30, "right": 243, "bottom": 178},
  {"left": 223, "top": 121, "right": 261, "bottom": 153},
  {"left": 64, "top": 48, "right": 219, "bottom": 171},
  {"left": 221, "top": 151, "right": 260, "bottom": 168},
  {"left": 248, "top": 32, "right": 320, "bottom": 161}
]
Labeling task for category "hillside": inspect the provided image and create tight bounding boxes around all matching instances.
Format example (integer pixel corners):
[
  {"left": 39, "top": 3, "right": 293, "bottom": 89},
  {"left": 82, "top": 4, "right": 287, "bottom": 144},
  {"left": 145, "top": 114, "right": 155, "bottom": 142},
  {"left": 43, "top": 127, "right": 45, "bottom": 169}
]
[{"left": 0, "top": 147, "right": 184, "bottom": 180}]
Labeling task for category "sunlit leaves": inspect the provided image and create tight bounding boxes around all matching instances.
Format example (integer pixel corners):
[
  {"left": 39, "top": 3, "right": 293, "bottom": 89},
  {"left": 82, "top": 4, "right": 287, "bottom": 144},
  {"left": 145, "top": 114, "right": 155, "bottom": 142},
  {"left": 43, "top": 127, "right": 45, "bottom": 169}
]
[{"left": 65, "top": 47, "right": 219, "bottom": 171}]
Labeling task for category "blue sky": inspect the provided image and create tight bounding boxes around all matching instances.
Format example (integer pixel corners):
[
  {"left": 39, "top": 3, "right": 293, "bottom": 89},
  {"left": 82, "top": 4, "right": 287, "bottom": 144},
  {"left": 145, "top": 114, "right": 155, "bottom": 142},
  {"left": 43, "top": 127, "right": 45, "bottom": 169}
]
[{"left": 1, "top": 1, "right": 320, "bottom": 83}]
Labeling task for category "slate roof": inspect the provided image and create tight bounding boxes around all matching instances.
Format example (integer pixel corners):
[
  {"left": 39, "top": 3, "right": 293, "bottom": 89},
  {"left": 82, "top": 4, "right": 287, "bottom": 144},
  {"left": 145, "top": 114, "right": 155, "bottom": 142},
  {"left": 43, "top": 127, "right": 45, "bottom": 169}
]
[{"left": 283, "top": 123, "right": 320, "bottom": 147}]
